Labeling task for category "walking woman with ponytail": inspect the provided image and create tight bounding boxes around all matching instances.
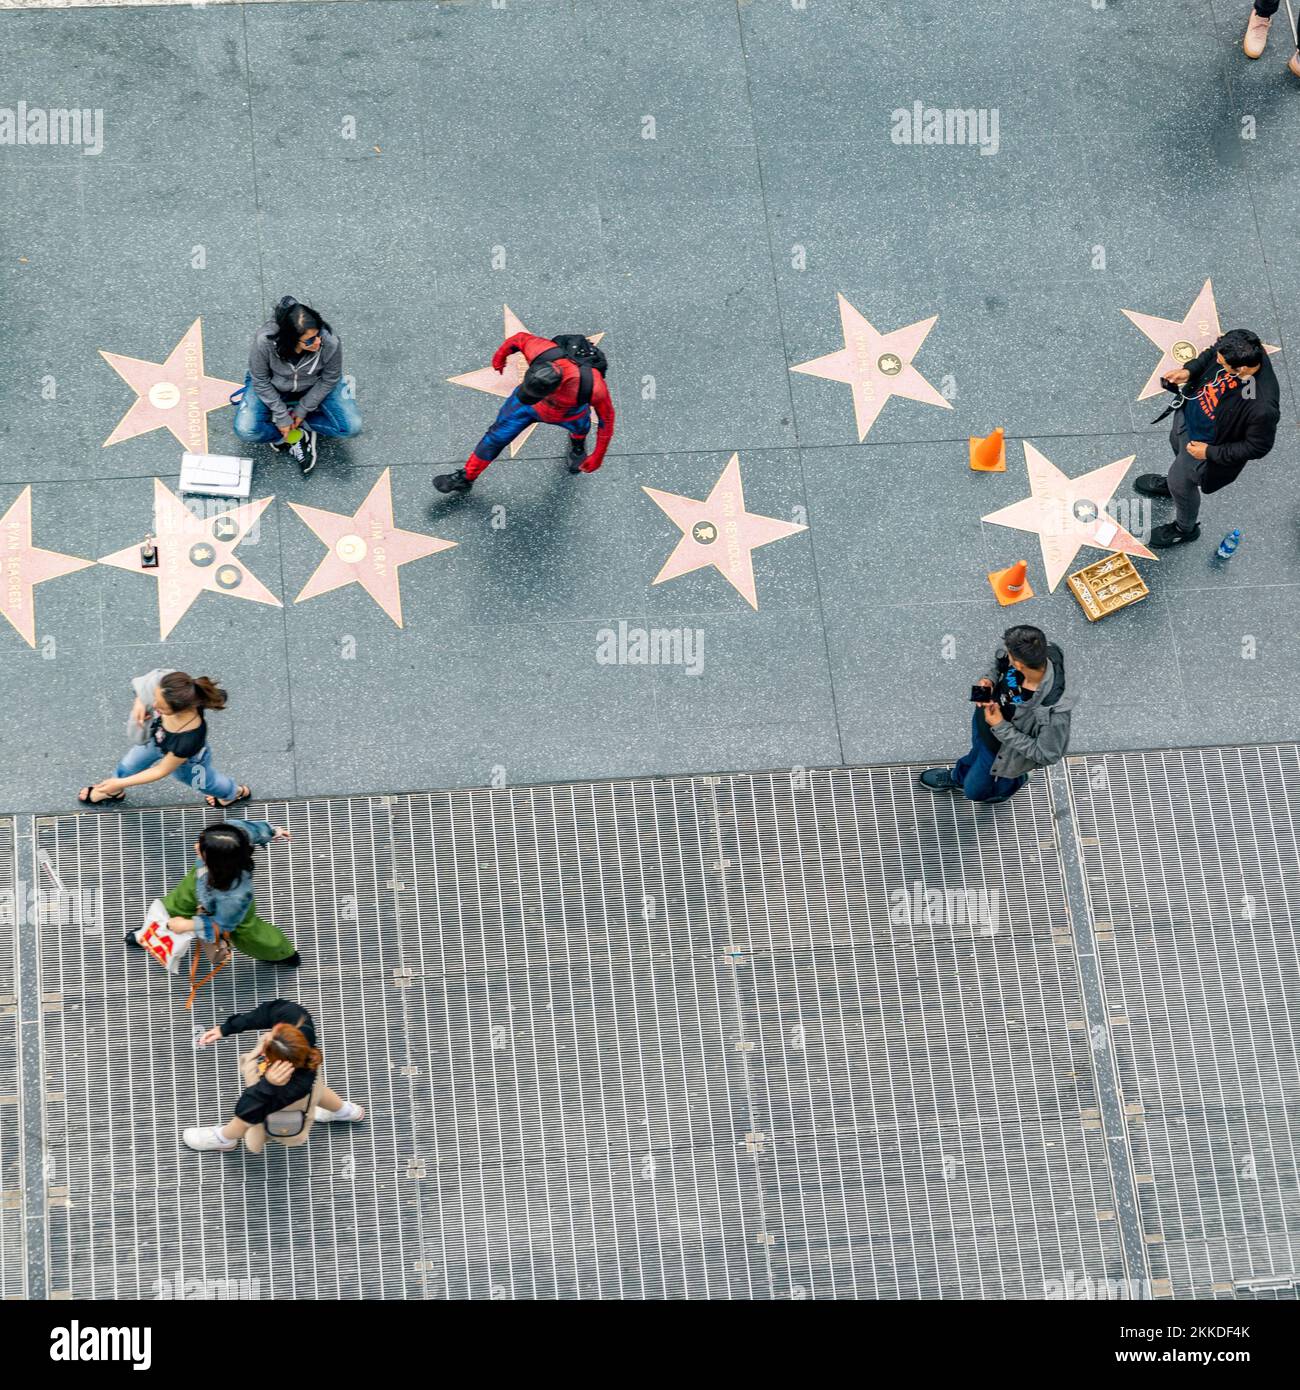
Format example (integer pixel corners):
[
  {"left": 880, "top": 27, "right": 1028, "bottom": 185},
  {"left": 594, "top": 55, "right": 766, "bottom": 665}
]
[
  {"left": 78, "top": 668, "right": 251, "bottom": 808},
  {"left": 184, "top": 999, "right": 365, "bottom": 1153}
]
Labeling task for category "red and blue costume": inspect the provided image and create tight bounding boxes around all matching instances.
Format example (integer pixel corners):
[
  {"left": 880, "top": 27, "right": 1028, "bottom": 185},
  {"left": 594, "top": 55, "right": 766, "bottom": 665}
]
[{"left": 464, "top": 332, "right": 615, "bottom": 482}]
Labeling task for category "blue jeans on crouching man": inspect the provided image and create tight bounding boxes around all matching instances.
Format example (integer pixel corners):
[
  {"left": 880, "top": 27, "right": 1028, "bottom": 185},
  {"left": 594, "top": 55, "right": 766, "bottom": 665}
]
[{"left": 950, "top": 709, "right": 1028, "bottom": 802}]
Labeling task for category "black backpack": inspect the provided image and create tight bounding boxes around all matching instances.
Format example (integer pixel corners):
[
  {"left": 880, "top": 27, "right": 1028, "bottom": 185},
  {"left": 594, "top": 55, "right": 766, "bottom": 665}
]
[{"left": 532, "top": 335, "right": 608, "bottom": 408}]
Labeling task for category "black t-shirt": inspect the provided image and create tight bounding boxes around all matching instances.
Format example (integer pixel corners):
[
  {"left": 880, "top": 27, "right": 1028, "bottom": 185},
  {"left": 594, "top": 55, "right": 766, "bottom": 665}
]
[
  {"left": 977, "top": 668, "right": 1035, "bottom": 754},
  {"left": 149, "top": 714, "right": 206, "bottom": 759},
  {"left": 222, "top": 999, "right": 319, "bottom": 1125}
]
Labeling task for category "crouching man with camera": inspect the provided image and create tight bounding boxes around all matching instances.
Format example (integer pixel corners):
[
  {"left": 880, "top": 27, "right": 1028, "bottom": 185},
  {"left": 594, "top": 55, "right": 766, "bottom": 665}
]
[{"left": 918, "top": 625, "right": 1074, "bottom": 804}]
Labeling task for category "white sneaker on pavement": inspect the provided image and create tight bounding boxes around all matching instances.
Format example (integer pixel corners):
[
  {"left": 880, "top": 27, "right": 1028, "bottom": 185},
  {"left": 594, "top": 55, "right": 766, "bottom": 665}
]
[
  {"left": 314, "top": 1101, "right": 365, "bottom": 1123},
  {"left": 183, "top": 1125, "right": 237, "bottom": 1151}
]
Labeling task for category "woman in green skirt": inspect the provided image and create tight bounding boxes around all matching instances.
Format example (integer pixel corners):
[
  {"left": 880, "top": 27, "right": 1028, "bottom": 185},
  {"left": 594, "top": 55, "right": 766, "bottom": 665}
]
[{"left": 126, "top": 819, "right": 300, "bottom": 967}]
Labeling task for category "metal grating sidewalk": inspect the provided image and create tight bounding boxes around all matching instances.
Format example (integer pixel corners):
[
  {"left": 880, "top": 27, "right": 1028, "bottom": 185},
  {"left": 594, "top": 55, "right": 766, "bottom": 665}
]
[
  {"left": 3, "top": 752, "right": 1297, "bottom": 1299},
  {"left": 1068, "top": 746, "right": 1300, "bottom": 1302}
]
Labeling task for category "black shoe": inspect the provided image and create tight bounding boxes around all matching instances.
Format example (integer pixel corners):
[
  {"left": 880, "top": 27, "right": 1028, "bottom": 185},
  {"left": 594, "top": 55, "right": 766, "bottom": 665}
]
[
  {"left": 1150, "top": 520, "right": 1201, "bottom": 548},
  {"left": 289, "top": 429, "right": 317, "bottom": 475},
  {"left": 270, "top": 437, "right": 288, "bottom": 455},
  {"left": 433, "top": 468, "right": 472, "bottom": 494},
  {"left": 1134, "top": 473, "right": 1172, "bottom": 498},
  {"left": 566, "top": 436, "right": 588, "bottom": 474},
  {"left": 919, "top": 768, "right": 958, "bottom": 792},
  {"left": 278, "top": 951, "right": 302, "bottom": 969},
  {"left": 124, "top": 929, "right": 143, "bottom": 949}
]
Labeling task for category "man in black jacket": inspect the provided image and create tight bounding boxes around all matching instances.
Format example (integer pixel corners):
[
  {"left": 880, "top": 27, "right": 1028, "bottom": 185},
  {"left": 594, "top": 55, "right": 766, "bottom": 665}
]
[{"left": 1135, "top": 329, "right": 1280, "bottom": 547}]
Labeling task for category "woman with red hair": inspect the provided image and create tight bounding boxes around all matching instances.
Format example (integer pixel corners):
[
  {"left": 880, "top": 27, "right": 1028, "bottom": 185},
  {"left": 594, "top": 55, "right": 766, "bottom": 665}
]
[{"left": 183, "top": 999, "right": 364, "bottom": 1152}]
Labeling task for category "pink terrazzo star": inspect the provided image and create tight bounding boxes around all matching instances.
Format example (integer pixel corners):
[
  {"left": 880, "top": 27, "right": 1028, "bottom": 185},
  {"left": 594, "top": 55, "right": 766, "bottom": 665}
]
[
  {"left": 447, "top": 306, "right": 606, "bottom": 458},
  {"left": 0, "top": 487, "right": 94, "bottom": 647},
  {"left": 1122, "top": 279, "right": 1280, "bottom": 401},
  {"left": 99, "top": 479, "right": 281, "bottom": 638},
  {"left": 982, "top": 442, "right": 1155, "bottom": 592},
  {"left": 790, "top": 293, "right": 952, "bottom": 440},
  {"left": 99, "top": 318, "right": 239, "bottom": 452},
  {"left": 289, "top": 468, "right": 456, "bottom": 628},
  {"left": 643, "top": 453, "right": 806, "bottom": 610}
]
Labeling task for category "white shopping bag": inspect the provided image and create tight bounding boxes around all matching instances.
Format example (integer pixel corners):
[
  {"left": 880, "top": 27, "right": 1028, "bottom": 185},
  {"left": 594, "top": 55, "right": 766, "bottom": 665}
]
[{"left": 135, "top": 898, "right": 193, "bottom": 974}]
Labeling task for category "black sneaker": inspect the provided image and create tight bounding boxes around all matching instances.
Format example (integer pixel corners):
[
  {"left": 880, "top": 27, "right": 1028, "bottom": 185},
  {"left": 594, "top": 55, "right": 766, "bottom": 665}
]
[
  {"left": 566, "top": 436, "right": 588, "bottom": 474},
  {"left": 1150, "top": 521, "right": 1201, "bottom": 548},
  {"left": 919, "top": 768, "right": 959, "bottom": 792},
  {"left": 433, "top": 468, "right": 473, "bottom": 494},
  {"left": 1133, "top": 473, "right": 1172, "bottom": 498},
  {"left": 278, "top": 951, "right": 302, "bottom": 969},
  {"left": 270, "top": 437, "right": 288, "bottom": 455},
  {"left": 290, "top": 429, "right": 317, "bottom": 475},
  {"left": 124, "top": 929, "right": 143, "bottom": 949}
]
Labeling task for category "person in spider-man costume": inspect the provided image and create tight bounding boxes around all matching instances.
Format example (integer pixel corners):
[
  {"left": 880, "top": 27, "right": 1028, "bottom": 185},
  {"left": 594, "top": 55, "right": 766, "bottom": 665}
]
[{"left": 433, "top": 330, "right": 615, "bottom": 494}]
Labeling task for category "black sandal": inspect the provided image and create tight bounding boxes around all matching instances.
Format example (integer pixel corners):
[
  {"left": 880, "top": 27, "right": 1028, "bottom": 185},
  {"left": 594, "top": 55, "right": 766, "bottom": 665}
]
[
  {"left": 79, "top": 786, "right": 126, "bottom": 806},
  {"left": 206, "top": 785, "right": 252, "bottom": 808}
]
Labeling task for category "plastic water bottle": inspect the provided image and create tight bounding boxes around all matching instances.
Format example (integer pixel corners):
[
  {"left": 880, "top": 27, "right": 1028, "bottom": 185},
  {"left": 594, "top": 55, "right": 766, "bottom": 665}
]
[{"left": 1216, "top": 528, "right": 1241, "bottom": 559}]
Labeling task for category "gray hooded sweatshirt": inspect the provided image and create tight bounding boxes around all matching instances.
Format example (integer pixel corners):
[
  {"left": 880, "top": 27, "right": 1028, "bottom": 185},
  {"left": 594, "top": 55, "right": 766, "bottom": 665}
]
[
  {"left": 247, "top": 319, "right": 343, "bottom": 428},
  {"left": 981, "top": 644, "right": 1075, "bottom": 779}
]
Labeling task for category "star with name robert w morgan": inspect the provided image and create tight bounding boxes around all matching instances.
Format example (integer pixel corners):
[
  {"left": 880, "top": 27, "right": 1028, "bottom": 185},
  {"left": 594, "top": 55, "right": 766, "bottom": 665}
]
[
  {"left": 289, "top": 468, "right": 456, "bottom": 627},
  {"left": 643, "top": 454, "right": 806, "bottom": 610},
  {"left": 99, "top": 317, "right": 240, "bottom": 452},
  {"left": 982, "top": 442, "right": 1154, "bottom": 592},
  {"left": 0, "top": 486, "right": 94, "bottom": 647},
  {"left": 99, "top": 480, "right": 281, "bottom": 639},
  {"left": 1121, "top": 279, "right": 1280, "bottom": 401},
  {"left": 448, "top": 306, "right": 606, "bottom": 458},
  {"left": 790, "top": 293, "right": 951, "bottom": 440}
]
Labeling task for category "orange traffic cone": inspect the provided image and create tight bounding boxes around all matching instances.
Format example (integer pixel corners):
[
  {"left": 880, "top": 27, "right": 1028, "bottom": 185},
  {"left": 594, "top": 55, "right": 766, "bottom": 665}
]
[
  {"left": 969, "top": 427, "right": 1006, "bottom": 472},
  {"left": 988, "top": 559, "right": 1033, "bottom": 606}
]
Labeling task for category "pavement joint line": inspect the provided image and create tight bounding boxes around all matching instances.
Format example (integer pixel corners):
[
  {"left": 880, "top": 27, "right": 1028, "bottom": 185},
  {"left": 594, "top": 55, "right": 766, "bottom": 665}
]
[{"left": 1047, "top": 760, "right": 1151, "bottom": 1299}]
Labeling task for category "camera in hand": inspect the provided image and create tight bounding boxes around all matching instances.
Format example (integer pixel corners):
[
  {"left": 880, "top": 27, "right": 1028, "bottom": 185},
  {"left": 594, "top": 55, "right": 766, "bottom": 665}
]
[{"left": 969, "top": 685, "right": 993, "bottom": 702}]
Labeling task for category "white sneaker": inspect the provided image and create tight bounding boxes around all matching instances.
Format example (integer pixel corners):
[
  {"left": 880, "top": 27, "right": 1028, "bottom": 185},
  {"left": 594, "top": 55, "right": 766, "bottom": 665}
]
[
  {"left": 1244, "top": 12, "right": 1271, "bottom": 58},
  {"left": 183, "top": 1125, "right": 237, "bottom": 1151},
  {"left": 314, "top": 1101, "right": 365, "bottom": 1123}
]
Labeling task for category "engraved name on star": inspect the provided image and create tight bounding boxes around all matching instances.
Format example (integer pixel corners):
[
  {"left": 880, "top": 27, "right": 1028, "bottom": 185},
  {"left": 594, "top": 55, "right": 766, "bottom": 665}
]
[
  {"left": 99, "top": 479, "right": 281, "bottom": 638},
  {"left": 1122, "top": 279, "right": 1280, "bottom": 401},
  {"left": 288, "top": 468, "right": 456, "bottom": 627},
  {"left": 790, "top": 293, "right": 951, "bottom": 440},
  {"left": 99, "top": 318, "right": 239, "bottom": 452},
  {"left": 982, "top": 442, "right": 1155, "bottom": 592},
  {"left": 0, "top": 487, "right": 94, "bottom": 648},
  {"left": 448, "top": 306, "right": 606, "bottom": 458},
  {"left": 642, "top": 453, "right": 806, "bottom": 610}
]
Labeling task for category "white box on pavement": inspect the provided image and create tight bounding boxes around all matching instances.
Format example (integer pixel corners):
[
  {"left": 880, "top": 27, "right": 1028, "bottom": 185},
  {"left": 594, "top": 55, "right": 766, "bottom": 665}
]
[{"left": 179, "top": 453, "right": 253, "bottom": 499}]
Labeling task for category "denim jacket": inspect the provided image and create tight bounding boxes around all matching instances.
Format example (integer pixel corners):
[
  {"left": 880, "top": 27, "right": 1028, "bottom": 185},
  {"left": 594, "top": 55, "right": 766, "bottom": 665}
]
[{"left": 192, "top": 819, "right": 276, "bottom": 942}]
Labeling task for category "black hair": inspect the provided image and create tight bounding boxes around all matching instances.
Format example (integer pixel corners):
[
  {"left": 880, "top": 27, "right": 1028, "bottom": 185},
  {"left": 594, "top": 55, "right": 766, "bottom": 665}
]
[
  {"left": 1003, "top": 625, "right": 1049, "bottom": 670},
  {"left": 198, "top": 822, "right": 255, "bottom": 893},
  {"left": 159, "top": 671, "right": 227, "bottom": 713},
  {"left": 518, "top": 359, "right": 562, "bottom": 404},
  {"left": 273, "top": 296, "right": 333, "bottom": 362},
  {"left": 1216, "top": 329, "right": 1263, "bottom": 371}
]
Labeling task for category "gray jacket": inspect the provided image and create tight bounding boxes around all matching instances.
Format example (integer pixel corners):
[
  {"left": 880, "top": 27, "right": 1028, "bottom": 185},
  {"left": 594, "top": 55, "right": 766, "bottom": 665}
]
[
  {"left": 247, "top": 319, "right": 343, "bottom": 427},
  {"left": 127, "top": 667, "right": 177, "bottom": 744},
  {"left": 981, "top": 645, "right": 1074, "bottom": 779}
]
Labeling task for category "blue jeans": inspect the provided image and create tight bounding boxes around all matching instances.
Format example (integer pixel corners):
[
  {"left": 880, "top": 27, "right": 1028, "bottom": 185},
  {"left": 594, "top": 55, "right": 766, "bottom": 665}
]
[
  {"left": 474, "top": 388, "right": 591, "bottom": 463},
  {"left": 951, "top": 710, "right": 1028, "bottom": 802},
  {"left": 232, "top": 374, "right": 362, "bottom": 444},
  {"left": 115, "top": 741, "right": 238, "bottom": 802}
]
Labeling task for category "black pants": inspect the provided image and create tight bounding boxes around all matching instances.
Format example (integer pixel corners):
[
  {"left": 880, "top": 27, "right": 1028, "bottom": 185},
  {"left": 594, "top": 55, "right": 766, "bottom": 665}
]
[{"left": 1254, "top": 0, "right": 1300, "bottom": 47}]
